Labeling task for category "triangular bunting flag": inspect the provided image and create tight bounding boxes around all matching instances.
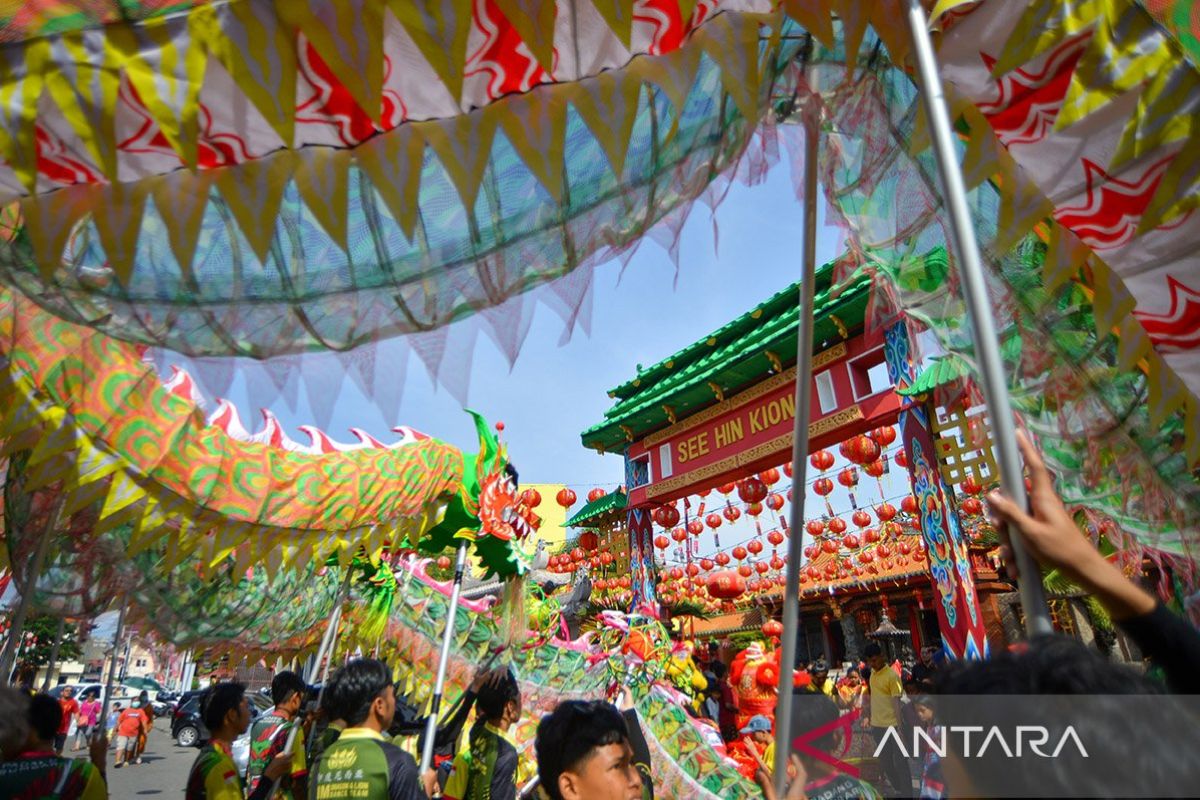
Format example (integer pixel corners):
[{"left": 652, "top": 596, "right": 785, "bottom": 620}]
[
  {"left": 107, "top": 13, "right": 207, "bottom": 168},
  {"left": 782, "top": 0, "right": 835, "bottom": 49},
  {"left": 0, "top": 37, "right": 49, "bottom": 192},
  {"left": 568, "top": 69, "right": 644, "bottom": 180},
  {"left": 92, "top": 179, "right": 151, "bottom": 285},
  {"left": 590, "top": 0, "right": 636, "bottom": 49},
  {"left": 20, "top": 184, "right": 96, "bottom": 281},
  {"left": 278, "top": 0, "right": 384, "bottom": 124},
  {"left": 493, "top": 0, "right": 558, "bottom": 75},
  {"left": 43, "top": 29, "right": 121, "bottom": 180},
  {"left": 700, "top": 12, "right": 763, "bottom": 126},
  {"left": 294, "top": 148, "right": 352, "bottom": 251},
  {"left": 1041, "top": 224, "right": 1089, "bottom": 293},
  {"left": 833, "top": 0, "right": 874, "bottom": 71},
  {"left": 215, "top": 149, "right": 297, "bottom": 265},
  {"left": 389, "top": 0, "right": 474, "bottom": 109},
  {"left": 209, "top": 1, "right": 297, "bottom": 147},
  {"left": 419, "top": 111, "right": 499, "bottom": 217},
  {"left": 356, "top": 124, "right": 426, "bottom": 241},
  {"left": 151, "top": 169, "right": 217, "bottom": 282},
  {"left": 628, "top": 39, "right": 701, "bottom": 142},
  {"left": 498, "top": 87, "right": 567, "bottom": 202}
]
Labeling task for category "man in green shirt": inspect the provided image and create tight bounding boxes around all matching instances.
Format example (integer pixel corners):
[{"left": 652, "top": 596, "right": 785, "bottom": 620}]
[
  {"left": 442, "top": 669, "right": 525, "bottom": 800},
  {"left": 0, "top": 693, "right": 108, "bottom": 800},
  {"left": 246, "top": 670, "right": 309, "bottom": 800},
  {"left": 311, "top": 658, "right": 435, "bottom": 800}
]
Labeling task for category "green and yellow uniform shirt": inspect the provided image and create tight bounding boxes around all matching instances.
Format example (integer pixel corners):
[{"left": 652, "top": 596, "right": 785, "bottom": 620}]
[
  {"left": 310, "top": 727, "right": 424, "bottom": 800},
  {"left": 442, "top": 722, "right": 529, "bottom": 800},
  {"left": 186, "top": 740, "right": 244, "bottom": 800},
  {"left": 0, "top": 750, "right": 106, "bottom": 800},
  {"left": 246, "top": 709, "right": 307, "bottom": 799}
]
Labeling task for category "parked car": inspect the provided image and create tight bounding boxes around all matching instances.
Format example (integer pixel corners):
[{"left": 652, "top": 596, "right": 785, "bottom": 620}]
[
  {"left": 47, "top": 683, "right": 139, "bottom": 707},
  {"left": 172, "top": 689, "right": 272, "bottom": 754}
]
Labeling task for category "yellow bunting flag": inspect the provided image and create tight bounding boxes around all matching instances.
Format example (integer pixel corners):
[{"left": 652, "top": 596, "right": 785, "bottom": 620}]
[
  {"left": 419, "top": 111, "right": 500, "bottom": 217},
  {"left": 590, "top": 0, "right": 637, "bottom": 50},
  {"left": 209, "top": 0, "right": 297, "bottom": 148},
  {"left": 498, "top": 87, "right": 568, "bottom": 203},
  {"left": 355, "top": 123, "right": 426, "bottom": 241},
  {"left": 294, "top": 148, "right": 353, "bottom": 251},
  {"left": 390, "top": 0, "right": 474, "bottom": 109},
  {"left": 493, "top": 0, "right": 559, "bottom": 75},
  {"left": 215, "top": 150, "right": 298, "bottom": 265},
  {"left": 568, "top": 70, "right": 644, "bottom": 181},
  {"left": 277, "top": 0, "right": 384, "bottom": 124}
]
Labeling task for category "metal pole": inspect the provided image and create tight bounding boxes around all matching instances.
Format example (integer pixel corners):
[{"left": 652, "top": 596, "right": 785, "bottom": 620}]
[
  {"left": 903, "top": 0, "right": 1051, "bottom": 635},
  {"left": 96, "top": 600, "right": 128, "bottom": 742},
  {"left": 271, "top": 564, "right": 354, "bottom": 795},
  {"left": 40, "top": 617, "right": 67, "bottom": 692},
  {"left": 0, "top": 504, "right": 60, "bottom": 684},
  {"left": 418, "top": 542, "right": 469, "bottom": 775},
  {"left": 772, "top": 98, "right": 820, "bottom": 798}
]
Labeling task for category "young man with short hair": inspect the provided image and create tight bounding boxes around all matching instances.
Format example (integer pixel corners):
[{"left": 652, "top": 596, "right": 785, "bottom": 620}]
[
  {"left": 534, "top": 700, "right": 646, "bottom": 800},
  {"left": 862, "top": 643, "right": 910, "bottom": 797},
  {"left": 311, "top": 658, "right": 433, "bottom": 799},
  {"left": 185, "top": 682, "right": 289, "bottom": 800},
  {"left": 0, "top": 693, "right": 108, "bottom": 800},
  {"left": 442, "top": 669, "right": 525, "bottom": 800},
  {"left": 245, "top": 670, "right": 309, "bottom": 799}
]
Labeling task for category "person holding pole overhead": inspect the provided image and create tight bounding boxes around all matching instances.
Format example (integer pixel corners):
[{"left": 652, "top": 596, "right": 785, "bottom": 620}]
[{"left": 311, "top": 658, "right": 434, "bottom": 799}]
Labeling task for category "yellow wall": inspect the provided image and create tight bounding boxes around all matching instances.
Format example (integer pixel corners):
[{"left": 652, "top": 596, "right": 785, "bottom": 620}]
[{"left": 525, "top": 483, "right": 568, "bottom": 548}]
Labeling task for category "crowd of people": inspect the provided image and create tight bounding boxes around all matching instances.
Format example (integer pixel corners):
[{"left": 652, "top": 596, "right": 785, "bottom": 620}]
[{"left": 1, "top": 435, "right": 1198, "bottom": 799}]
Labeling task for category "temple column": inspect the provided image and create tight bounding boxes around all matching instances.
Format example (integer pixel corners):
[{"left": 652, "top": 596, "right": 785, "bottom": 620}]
[
  {"left": 626, "top": 506, "right": 657, "bottom": 608},
  {"left": 883, "top": 321, "right": 989, "bottom": 659}
]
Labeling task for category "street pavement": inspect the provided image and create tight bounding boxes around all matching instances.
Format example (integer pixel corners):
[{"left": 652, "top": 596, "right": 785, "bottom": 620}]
[{"left": 65, "top": 718, "right": 195, "bottom": 798}]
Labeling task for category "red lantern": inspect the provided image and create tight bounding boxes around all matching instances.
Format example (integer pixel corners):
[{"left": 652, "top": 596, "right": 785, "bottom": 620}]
[
  {"left": 770, "top": 555, "right": 786, "bottom": 570},
  {"left": 717, "top": 482, "right": 737, "bottom": 495},
  {"left": 898, "top": 541, "right": 912, "bottom": 555},
  {"left": 671, "top": 527, "right": 688, "bottom": 543},
  {"left": 852, "top": 510, "right": 871, "bottom": 528},
  {"left": 842, "top": 533, "right": 860, "bottom": 549},
  {"left": 762, "top": 619, "right": 784, "bottom": 638},
  {"left": 653, "top": 535, "right": 670, "bottom": 550},
  {"left": 595, "top": 578, "right": 608, "bottom": 591},
  {"left": 821, "top": 538, "right": 838, "bottom": 554},
  {"left": 837, "top": 467, "right": 859, "bottom": 488},
  {"left": 747, "top": 540, "right": 764, "bottom": 556},
  {"left": 863, "top": 460, "right": 885, "bottom": 478},
  {"left": 556, "top": 488, "right": 577, "bottom": 508},
  {"left": 810, "top": 450, "right": 835, "bottom": 471},
  {"left": 962, "top": 475, "right": 984, "bottom": 495},
  {"left": 765, "top": 493, "right": 785, "bottom": 512},
  {"left": 723, "top": 506, "right": 741, "bottom": 523},
  {"left": 601, "top": 552, "right": 615, "bottom": 565},
  {"left": 571, "top": 547, "right": 585, "bottom": 561},
  {"left": 803, "top": 545, "right": 816, "bottom": 559},
  {"left": 700, "top": 558, "right": 715, "bottom": 571},
  {"left": 747, "top": 502, "right": 764, "bottom": 517},
  {"left": 669, "top": 567, "right": 684, "bottom": 581},
  {"left": 579, "top": 531, "right": 599, "bottom": 551},
  {"left": 881, "top": 520, "right": 903, "bottom": 538},
  {"left": 738, "top": 564, "right": 753, "bottom": 578},
  {"left": 436, "top": 555, "right": 452, "bottom": 570},
  {"left": 706, "top": 513, "right": 723, "bottom": 529},
  {"left": 767, "top": 530, "right": 785, "bottom": 546},
  {"left": 687, "top": 518, "right": 705, "bottom": 536},
  {"left": 858, "top": 551, "right": 874, "bottom": 564},
  {"left": 732, "top": 545, "right": 749, "bottom": 561},
  {"left": 686, "top": 563, "right": 700, "bottom": 577},
  {"left": 738, "top": 478, "right": 768, "bottom": 504},
  {"left": 845, "top": 434, "right": 882, "bottom": 465},
  {"left": 876, "top": 502, "right": 897, "bottom": 522},
  {"left": 747, "top": 579, "right": 761, "bottom": 593},
  {"left": 901, "top": 495, "right": 919, "bottom": 515},
  {"left": 877, "top": 544, "right": 892, "bottom": 559},
  {"left": 653, "top": 504, "right": 681, "bottom": 528},
  {"left": 521, "top": 488, "right": 542, "bottom": 507},
  {"left": 783, "top": 461, "right": 793, "bottom": 478},
  {"left": 961, "top": 496, "right": 983, "bottom": 516},
  {"left": 587, "top": 487, "right": 607, "bottom": 503},
  {"left": 758, "top": 468, "right": 781, "bottom": 486},
  {"left": 870, "top": 426, "right": 897, "bottom": 446},
  {"left": 805, "top": 519, "right": 825, "bottom": 537},
  {"left": 813, "top": 478, "right": 834, "bottom": 496},
  {"left": 895, "top": 447, "right": 908, "bottom": 468},
  {"left": 619, "top": 576, "right": 631, "bottom": 589},
  {"left": 755, "top": 561, "right": 770, "bottom": 575},
  {"left": 864, "top": 528, "right": 880, "bottom": 544},
  {"left": 827, "top": 517, "right": 847, "bottom": 534},
  {"left": 715, "top": 552, "right": 731, "bottom": 567}
]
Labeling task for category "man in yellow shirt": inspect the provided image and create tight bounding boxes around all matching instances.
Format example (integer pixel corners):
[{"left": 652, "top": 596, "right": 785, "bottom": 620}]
[
  {"left": 863, "top": 643, "right": 911, "bottom": 797},
  {"left": 185, "top": 682, "right": 289, "bottom": 800},
  {"left": 810, "top": 661, "right": 835, "bottom": 698}
]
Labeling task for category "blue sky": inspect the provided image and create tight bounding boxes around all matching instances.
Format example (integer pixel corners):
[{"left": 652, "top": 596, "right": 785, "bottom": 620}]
[{"left": 188, "top": 160, "right": 913, "bottom": 564}]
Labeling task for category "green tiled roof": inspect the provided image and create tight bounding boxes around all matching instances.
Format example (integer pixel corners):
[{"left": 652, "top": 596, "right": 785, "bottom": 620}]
[
  {"left": 896, "top": 355, "right": 971, "bottom": 397},
  {"left": 581, "top": 254, "right": 872, "bottom": 452},
  {"left": 565, "top": 490, "right": 628, "bottom": 527}
]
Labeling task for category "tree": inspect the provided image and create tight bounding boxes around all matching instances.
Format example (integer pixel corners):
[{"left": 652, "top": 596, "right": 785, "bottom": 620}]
[{"left": 13, "top": 614, "right": 83, "bottom": 686}]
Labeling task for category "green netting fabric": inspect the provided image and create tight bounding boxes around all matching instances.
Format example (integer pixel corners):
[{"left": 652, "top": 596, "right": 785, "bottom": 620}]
[{"left": 782, "top": 32, "right": 1200, "bottom": 586}]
